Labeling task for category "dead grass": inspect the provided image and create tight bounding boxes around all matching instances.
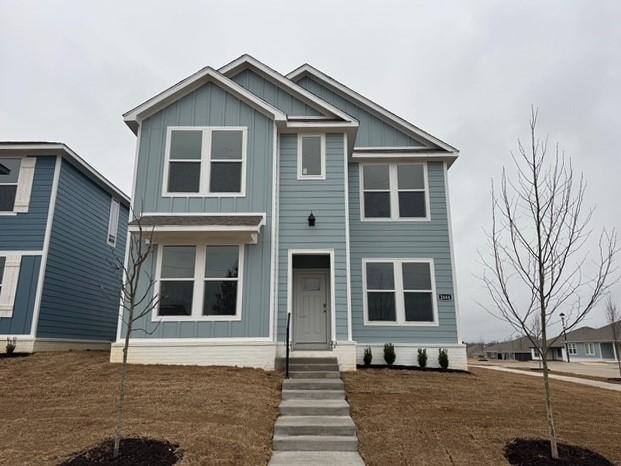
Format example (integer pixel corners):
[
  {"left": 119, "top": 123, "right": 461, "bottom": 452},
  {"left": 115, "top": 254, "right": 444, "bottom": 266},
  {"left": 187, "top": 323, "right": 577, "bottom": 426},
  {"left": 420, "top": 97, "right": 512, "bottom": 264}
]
[
  {"left": 343, "top": 367, "right": 621, "bottom": 466},
  {"left": 0, "top": 351, "right": 282, "bottom": 466}
]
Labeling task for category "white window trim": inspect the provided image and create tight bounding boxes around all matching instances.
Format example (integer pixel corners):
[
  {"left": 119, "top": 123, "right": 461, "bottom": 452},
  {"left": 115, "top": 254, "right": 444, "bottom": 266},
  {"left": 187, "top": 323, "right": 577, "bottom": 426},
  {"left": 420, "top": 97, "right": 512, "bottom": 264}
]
[
  {"left": 152, "top": 243, "right": 244, "bottom": 322},
  {"left": 0, "top": 255, "right": 21, "bottom": 317},
  {"left": 567, "top": 343, "right": 577, "bottom": 355},
  {"left": 297, "top": 134, "right": 326, "bottom": 180},
  {"left": 162, "top": 126, "right": 248, "bottom": 198},
  {"left": 362, "top": 258, "right": 438, "bottom": 326},
  {"left": 585, "top": 343, "right": 596, "bottom": 355},
  {"left": 359, "top": 162, "right": 431, "bottom": 222},
  {"left": 107, "top": 198, "right": 120, "bottom": 247}
]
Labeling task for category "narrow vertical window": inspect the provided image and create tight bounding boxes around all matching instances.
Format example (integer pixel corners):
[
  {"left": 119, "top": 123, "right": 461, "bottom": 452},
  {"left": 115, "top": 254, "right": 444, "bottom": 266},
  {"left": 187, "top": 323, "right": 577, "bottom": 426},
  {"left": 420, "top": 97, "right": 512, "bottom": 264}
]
[
  {"left": 362, "top": 165, "right": 391, "bottom": 218},
  {"left": 107, "top": 199, "right": 120, "bottom": 247},
  {"left": 365, "top": 262, "right": 396, "bottom": 321},
  {"left": 167, "top": 130, "right": 202, "bottom": 193},
  {"left": 298, "top": 134, "right": 325, "bottom": 179},
  {"left": 402, "top": 262, "right": 434, "bottom": 322},
  {"left": 158, "top": 246, "right": 196, "bottom": 316},
  {"left": 0, "top": 158, "right": 21, "bottom": 211},
  {"left": 397, "top": 164, "right": 426, "bottom": 218},
  {"left": 203, "top": 246, "right": 240, "bottom": 316},
  {"left": 209, "top": 130, "right": 243, "bottom": 193}
]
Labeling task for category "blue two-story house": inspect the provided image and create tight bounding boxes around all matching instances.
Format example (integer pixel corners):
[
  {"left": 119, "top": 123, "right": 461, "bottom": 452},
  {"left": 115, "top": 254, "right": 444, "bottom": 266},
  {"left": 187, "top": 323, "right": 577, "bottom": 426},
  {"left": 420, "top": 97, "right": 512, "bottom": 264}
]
[
  {"left": 0, "top": 142, "right": 129, "bottom": 353},
  {"left": 112, "top": 55, "right": 465, "bottom": 370}
]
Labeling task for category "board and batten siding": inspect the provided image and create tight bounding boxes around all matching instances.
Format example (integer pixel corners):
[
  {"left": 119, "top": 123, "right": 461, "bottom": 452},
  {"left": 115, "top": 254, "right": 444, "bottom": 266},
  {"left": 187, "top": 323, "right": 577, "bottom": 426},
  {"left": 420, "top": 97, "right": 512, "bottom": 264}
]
[
  {"left": 349, "top": 161, "right": 459, "bottom": 344},
  {"left": 296, "top": 76, "right": 425, "bottom": 148},
  {"left": 0, "top": 156, "right": 55, "bottom": 250},
  {"left": 277, "top": 133, "right": 349, "bottom": 342},
  {"left": 231, "top": 69, "right": 322, "bottom": 116},
  {"left": 0, "top": 255, "right": 41, "bottom": 335},
  {"left": 36, "top": 159, "right": 129, "bottom": 341},
  {"left": 126, "top": 81, "right": 274, "bottom": 339}
]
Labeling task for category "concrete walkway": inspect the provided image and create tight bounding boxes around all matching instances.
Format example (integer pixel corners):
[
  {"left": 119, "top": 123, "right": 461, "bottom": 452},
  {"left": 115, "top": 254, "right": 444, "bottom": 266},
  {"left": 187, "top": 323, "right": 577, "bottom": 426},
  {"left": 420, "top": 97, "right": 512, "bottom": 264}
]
[
  {"left": 472, "top": 364, "right": 621, "bottom": 392},
  {"left": 269, "top": 356, "right": 365, "bottom": 466}
]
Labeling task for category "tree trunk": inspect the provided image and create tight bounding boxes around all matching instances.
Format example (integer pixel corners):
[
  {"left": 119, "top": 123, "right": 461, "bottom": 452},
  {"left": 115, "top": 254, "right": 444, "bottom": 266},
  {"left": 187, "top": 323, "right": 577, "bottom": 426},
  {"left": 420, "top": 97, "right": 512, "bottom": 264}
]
[
  {"left": 113, "top": 317, "right": 132, "bottom": 459},
  {"left": 541, "top": 349, "right": 559, "bottom": 459}
]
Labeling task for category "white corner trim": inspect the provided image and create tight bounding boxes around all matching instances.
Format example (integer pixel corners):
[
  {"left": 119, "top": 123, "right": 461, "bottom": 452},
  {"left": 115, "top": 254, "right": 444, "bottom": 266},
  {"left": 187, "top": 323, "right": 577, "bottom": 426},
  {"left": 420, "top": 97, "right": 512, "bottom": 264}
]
[
  {"left": 268, "top": 123, "right": 279, "bottom": 342},
  {"left": 343, "top": 133, "right": 353, "bottom": 341},
  {"left": 296, "top": 133, "right": 326, "bottom": 180},
  {"left": 28, "top": 155, "right": 62, "bottom": 338}
]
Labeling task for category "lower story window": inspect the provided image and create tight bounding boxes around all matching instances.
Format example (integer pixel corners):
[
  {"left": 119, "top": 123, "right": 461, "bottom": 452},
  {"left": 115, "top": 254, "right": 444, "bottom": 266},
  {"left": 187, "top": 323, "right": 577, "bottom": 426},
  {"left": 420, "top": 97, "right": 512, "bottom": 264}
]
[
  {"left": 585, "top": 343, "right": 595, "bottom": 355},
  {"left": 156, "top": 244, "right": 243, "bottom": 320},
  {"left": 567, "top": 343, "right": 577, "bottom": 355},
  {"left": 364, "top": 259, "right": 437, "bottom": 325}
]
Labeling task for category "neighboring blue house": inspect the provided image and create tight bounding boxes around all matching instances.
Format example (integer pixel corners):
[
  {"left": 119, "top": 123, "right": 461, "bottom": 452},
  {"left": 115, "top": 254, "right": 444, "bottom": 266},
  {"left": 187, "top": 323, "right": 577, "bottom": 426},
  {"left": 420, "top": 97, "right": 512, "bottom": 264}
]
[
  {"left": 112, "top": 55, "right": 466, "bottom": 370},
  {"left": 0, "top": 142, "right": 129, "bottom": 353}
]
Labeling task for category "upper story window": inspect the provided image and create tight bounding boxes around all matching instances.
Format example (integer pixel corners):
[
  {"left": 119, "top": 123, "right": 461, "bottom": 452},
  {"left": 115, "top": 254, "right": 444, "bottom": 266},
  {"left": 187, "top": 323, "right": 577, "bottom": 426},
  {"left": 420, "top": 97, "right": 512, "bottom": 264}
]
[
  {"left": 107, "top": 198, "right": 120, "bottom": 247},
  {"left": 0, "top": 158, "right": 21, "bottom": 211},
  {"left": 360, "top": 162, "right": 429, "bottom": 221},
  {"left": 164, "top": 127, "right": 247, "bottom": 197},
  {"left": 297, "top": 134, "right": 325, "bottom": 180},
  {"left": 156, "top": 244, "right": 243, "bottom": 321},
  {"left": 363, "top": 258, "right": 437, "bottom": 326}
]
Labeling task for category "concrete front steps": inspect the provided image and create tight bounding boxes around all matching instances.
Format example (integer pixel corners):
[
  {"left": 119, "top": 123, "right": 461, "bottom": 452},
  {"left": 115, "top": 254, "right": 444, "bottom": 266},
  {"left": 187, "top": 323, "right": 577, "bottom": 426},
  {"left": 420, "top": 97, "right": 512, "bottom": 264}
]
[{"left": 268, "top": 356, "right": 365, "bottom": 466}]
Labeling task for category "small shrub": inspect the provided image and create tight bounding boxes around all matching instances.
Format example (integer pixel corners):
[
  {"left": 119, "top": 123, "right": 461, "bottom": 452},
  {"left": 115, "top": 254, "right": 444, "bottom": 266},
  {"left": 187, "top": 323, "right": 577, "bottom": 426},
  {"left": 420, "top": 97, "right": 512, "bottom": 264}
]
[
  {"left": 417, "top": 348, "right": 428, "bottom": 369},
  {"left": 363, "top": 346, "right": 373, "bottom": 366},
  {"left": 384, "top": 343, "right": 396, "bottom": 366},
  {"left": 438, "top": 348, "right": 449, "bottom": 370},
  {"left": 5, "top": 337, "right": 17, "bottom": 355}
]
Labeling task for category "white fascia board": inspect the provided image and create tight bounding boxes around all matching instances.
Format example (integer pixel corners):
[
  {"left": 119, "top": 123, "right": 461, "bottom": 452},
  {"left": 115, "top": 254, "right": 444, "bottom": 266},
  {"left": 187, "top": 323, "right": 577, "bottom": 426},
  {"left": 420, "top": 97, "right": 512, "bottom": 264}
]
[
  {"left": 0, "top": 143, "right": 130, "bottom": 204},
  {"left": 127, "top": 225, "right": 262, "bottom": 233},
  {"left": 123, "top": 67, "right": 287, "bottom": 131},
  {"left": 287, "top": 63, "right": 459, "bottom": 154},
  {"left": 352, "top": 151, "right": 459, "bottom": 167},
  {"left": 219, "top": 54, "right": 357, "bottom": 124}
]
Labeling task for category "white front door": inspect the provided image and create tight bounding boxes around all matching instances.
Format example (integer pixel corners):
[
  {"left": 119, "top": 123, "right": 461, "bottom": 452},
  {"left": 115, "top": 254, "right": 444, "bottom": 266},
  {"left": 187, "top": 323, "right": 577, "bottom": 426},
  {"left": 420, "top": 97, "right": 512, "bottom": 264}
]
[{"left": 293, "top": 271, "right": 329, "bottom": 347}]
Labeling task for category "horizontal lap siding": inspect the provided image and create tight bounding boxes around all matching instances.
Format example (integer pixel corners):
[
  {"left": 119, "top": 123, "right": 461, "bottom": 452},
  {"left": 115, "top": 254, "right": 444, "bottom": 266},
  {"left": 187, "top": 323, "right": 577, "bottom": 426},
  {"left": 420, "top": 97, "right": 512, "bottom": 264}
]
[
  {"left": 128, "top": 82, "right": 273, "bottom": 339},
  {"left": 0, "top": 256, "right": 40, "bottom": 335},
  {"left": 36, "top": 160, "right": 128, "bottom": 341},
  {"left": 296, "top": 77, "right": 424, "bottom": 148},
  {"left": 0, "top": 156, "right": 54, "bottom": 250},
  {"left": 232, "top": 69, "right": 322, "bottom": 116},
  {"left": 277, "top": 133, "right": 349, "bottom": 341},
  {"left": 349, "top": 161, "right": 458, "bottom": 344}
]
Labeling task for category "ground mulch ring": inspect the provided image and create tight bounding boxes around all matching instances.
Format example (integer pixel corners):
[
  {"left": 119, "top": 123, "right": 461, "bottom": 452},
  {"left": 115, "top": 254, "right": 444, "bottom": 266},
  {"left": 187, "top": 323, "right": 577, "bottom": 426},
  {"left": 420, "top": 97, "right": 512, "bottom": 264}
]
[
  {"left": 504, "top": 438, "right": 615, "bottom": 466},
  {"left": 343, "top": 367, "right": 621, "bottom": 466},
  {"left": 0, "top": 351, "right": 282, "bottom": 465},
  {"left": 58, "top": 438, "right": 181, "bottom": 466}
]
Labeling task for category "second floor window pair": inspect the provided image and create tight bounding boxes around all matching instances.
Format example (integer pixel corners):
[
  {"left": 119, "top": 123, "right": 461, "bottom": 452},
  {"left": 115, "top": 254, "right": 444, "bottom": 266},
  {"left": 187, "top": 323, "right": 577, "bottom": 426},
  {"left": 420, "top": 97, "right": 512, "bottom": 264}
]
[{"left": 165, "top": 127, "right": 246, "bottom": 195}]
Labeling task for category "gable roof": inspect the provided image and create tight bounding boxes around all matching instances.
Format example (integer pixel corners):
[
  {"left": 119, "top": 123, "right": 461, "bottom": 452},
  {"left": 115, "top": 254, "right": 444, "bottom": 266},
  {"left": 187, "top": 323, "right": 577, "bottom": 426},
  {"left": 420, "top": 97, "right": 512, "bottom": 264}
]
[
  {"left": 123, "top": 67, "right": 287, "bottom": 134},
  {"left": 563, "top": 322, "right": 621, "bottom": 343},
  {"left": 0, "top": 142, "right": 130, "bottom": 204},
  {"left": 287, "top": 63, "right": 458, "bottom": 154},
  {"left": 219, "top": 54, "right": 357, "bottom": 125}
]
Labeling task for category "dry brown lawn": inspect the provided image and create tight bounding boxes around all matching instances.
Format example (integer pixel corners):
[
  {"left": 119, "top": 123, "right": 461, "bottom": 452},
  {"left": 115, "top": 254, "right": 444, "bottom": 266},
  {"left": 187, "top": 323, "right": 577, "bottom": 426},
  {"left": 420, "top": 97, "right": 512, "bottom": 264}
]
[
  {"left": 0, "top": 351, "right": 281, "bottom": 466},
  {"left": 343, "top": 367, "right": 621, "bottom": 466}
]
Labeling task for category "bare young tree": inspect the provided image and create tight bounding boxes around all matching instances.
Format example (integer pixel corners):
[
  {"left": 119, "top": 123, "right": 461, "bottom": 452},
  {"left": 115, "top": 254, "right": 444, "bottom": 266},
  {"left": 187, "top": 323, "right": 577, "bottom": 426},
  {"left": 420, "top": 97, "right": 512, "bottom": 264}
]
[
  {"left": 111, "top": 215, "right": 160, "bottom": 459},
  {"left": 605, "top": 297, "right": 621, "bottom": 377},
  {"left": 481, "top": 108, "right": 618, "bottom": 459}
]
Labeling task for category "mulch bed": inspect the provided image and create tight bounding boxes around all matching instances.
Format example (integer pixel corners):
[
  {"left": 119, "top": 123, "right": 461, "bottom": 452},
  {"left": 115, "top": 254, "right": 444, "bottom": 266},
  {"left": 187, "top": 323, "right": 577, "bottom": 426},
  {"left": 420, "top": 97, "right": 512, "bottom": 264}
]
[
  {"left": 357, "top": 364, "right": 468, "bottom": 374},
  {"left": 58, "top": 438, "right": 181, "bottom": 466},
  {"left": 504, "top": 438, "right": 615, "bottom": 466},
  {"left": 0, "top": 352, "right": 30, "bottom": 359}
]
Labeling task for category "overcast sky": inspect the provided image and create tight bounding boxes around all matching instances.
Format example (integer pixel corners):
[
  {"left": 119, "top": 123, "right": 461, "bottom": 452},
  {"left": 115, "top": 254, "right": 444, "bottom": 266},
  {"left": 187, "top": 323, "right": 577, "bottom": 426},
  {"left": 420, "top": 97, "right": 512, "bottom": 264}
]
[{"left": 1, "top": 1, "right": 619, "bottom": 342}]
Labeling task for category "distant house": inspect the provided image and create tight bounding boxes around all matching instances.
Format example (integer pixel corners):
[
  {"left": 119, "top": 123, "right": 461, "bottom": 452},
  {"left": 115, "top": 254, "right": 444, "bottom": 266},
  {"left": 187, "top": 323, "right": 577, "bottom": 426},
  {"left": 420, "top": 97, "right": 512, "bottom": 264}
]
[
  {"left": 534, "top": 322, "right": 621, "bottom": 362},
  {"left": 485, "top": 336, "right": 535, "bottom": 361},
  {"left": 0, "top": 142, "right": 129, "bottom": 353}
]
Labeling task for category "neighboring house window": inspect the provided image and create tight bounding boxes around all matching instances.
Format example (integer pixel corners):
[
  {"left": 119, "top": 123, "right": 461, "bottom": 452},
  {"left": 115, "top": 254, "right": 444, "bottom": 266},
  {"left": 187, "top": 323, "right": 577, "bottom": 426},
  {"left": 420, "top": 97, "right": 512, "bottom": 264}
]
[
  {"left": 567, "top": 343, "right": 577, "bottom": 355},
  {"left": 156, "top": 244, "right": 243, "bottom": 320},
  {"left": 164, "top": 127, "right": 246, "bottom": 196},
  {"left": 297, "top": 134, "right": 325, "bottom": 179},
  {"left": 0, "top": 255, "right": 21, "bottom": 317},
  {"left": 360, "top": 163, "right": 429, "bottom": 220},
  {"left": 585, "top": 343, "right": 596, "bottom": 355},
  {"left": 0, "top": 158, "right": 20, "bottom": 211},
  {"left": 107, "top": 198, "right": 120, "bottom": 247},
  {"left": 363, "top": 258, "right": 437, "bottom": 325}
]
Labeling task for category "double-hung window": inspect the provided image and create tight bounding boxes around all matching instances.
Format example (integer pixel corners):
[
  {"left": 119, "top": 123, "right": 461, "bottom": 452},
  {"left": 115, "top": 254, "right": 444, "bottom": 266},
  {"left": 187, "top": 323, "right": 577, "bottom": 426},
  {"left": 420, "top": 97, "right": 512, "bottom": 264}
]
[
  {"left": 0, "top": 158, "right": 21, "bottom": 212},
  {"left": 156, "top": 244, "right": 243, "bottom": 320},
  {"left": 297, "top": 134, "right": 325, "bottom": 179},
  {"left": 363, "top": 259, "right": 437, "bottom": 325},
  {"left": 567, "top": 343, "right": 577, "bottom": 355},
  {"left": 361, "top": 163, "right": 429, "bottom": 220},
  {"left": 164, "top": 127, "right": 246, "bottom": 196},
  {"left": 585, "top": 343, "right": 596, "bottom": 355}
]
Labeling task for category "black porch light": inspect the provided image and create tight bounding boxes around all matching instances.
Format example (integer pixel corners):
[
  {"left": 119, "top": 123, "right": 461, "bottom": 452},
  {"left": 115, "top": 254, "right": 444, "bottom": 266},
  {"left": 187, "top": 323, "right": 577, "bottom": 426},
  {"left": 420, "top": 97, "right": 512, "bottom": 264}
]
[{"left": 308, "top": 211, "right": 316, "bottom": 227}]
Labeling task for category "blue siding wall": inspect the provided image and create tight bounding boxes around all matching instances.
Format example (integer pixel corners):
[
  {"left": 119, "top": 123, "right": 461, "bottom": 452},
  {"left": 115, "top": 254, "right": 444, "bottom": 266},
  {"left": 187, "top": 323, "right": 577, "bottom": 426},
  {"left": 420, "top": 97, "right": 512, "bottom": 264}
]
[
  {"left": 296, "top": 76, "right": 426, "bottom": 148},
  {"left": 36, "top": 159, "right": 129, "bottom": 341},
  {"left": 349, "top": 161, "right": 458, "bottom": 344},
  {"left": 0, "top": 255, "right": 41, "bottom": 335},
  {"left": 127, "top": 81, "right": 274, "bottom": 339},
  {"left": 0, "top": 156, "right": 55, "bottom": 250},
  {"left": 277, "top": 133, "right": 349, "bottom": 341},
  {"left": 231, "top": 69, "right": 323, "bottom": 116}
]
